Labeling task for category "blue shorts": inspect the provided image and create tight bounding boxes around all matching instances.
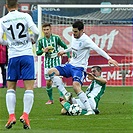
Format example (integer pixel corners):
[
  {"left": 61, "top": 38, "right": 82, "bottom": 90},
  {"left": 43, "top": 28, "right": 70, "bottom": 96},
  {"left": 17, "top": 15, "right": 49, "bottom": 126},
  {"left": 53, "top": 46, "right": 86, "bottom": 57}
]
[
  {"left": 55, "top": 63, "right": 86, "bottom": 85},
  {"left": 7, "top": 55, "right": 36, "bottom": 81}
]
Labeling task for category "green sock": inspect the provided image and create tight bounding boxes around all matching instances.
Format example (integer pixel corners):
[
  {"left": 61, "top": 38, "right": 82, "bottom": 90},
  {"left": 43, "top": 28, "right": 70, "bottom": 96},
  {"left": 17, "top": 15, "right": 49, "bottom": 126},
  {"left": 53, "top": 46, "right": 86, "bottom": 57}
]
[
  {"left": 58, "top": 90, "right": 64, "bottom": 97},
  {"left": 81, "top": 109, "right": 87, "bottom": 115},
  {"left": 46, "top": 87, "right": 53, "bottom": 100},
  {"left": 63, "top": 102, "right": 71, "bottom": 111}
]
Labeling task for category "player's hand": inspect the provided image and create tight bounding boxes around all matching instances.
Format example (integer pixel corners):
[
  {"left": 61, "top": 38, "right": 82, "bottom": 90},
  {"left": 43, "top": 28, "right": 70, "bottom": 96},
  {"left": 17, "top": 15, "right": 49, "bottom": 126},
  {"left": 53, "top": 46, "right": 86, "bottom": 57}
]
[
  {"left": 31, "top": 38, "right": 35, "bottom": 44},
  {"left": 87, "top": 73, "right": 95, "bottom": 80},
  {"left": 47, "top": 46, "right": 54, "bottom": 53},
  {"left": 108, "top": 58, "right": 119, "bottom": 67},
  {"left": 67, "top": 58, "right": 71, "bottom": 62},
  {"left": 58, "top": 50, "right": 65, "bottom": 56}
]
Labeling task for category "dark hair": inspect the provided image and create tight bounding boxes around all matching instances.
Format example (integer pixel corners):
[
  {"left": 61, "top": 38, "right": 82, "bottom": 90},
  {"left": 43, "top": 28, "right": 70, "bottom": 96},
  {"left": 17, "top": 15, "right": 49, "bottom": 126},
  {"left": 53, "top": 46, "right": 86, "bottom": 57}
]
[
  {"left": 6, "top": 0, "right": 18, "bottom": 8},
  {"left": 91, "top": 66, "right": 102, "bottom": 72},
  {"left": 42, "top": 23, "right": 51, "bottom": 28},
  {"left": 72, "top": 21, "right": 84, "bottom": 31}
]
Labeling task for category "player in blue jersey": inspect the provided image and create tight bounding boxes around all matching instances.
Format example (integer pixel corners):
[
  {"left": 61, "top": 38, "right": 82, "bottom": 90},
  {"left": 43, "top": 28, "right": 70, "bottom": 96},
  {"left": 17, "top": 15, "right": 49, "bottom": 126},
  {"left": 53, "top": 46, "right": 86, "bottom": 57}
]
[
  {"left": 0, "top": 0, "right": 39, "bottom": 129},
  {"left": 48, "top": 20, "right": 118, "bottom": 116}
]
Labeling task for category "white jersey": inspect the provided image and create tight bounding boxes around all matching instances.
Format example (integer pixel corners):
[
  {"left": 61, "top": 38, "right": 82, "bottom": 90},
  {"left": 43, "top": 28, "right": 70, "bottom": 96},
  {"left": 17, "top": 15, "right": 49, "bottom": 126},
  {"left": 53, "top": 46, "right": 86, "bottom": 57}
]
[
  {"left": 65, "top": 33, "right": 110, "bottom": 70},
  {"left": 0, "top": 10, "right": 38, "bottom": 58}
]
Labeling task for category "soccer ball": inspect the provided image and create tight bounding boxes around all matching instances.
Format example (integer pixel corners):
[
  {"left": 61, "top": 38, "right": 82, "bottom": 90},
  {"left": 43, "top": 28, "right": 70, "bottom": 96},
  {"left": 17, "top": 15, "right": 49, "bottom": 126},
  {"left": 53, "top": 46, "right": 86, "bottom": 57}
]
[{"left": 68, "top": 104, "right": 82, "bottom": 116}]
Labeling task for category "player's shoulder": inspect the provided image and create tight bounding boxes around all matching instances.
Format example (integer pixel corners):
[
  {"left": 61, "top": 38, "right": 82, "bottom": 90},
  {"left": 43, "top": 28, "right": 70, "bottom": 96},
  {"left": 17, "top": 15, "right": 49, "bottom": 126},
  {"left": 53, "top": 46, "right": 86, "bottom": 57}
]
[
  {"left": 18, "top": 11, "right": 30, "bottom": 17},
  {"left": 82, "top": 33, "right": 90, "bottom": 39},
  {"left": 82, "top": 33, "right": 92, "bottom": 43},
  {"left": 52, "top": 34, "right": 61, "bottom": 38}
]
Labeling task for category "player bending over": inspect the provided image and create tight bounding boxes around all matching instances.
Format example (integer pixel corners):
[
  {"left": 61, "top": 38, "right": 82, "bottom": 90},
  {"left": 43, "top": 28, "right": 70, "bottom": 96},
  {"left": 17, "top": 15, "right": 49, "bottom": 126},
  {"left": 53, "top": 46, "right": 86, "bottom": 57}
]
[{"left": 48, "top": 21, "right": 118, "bottom": 116}]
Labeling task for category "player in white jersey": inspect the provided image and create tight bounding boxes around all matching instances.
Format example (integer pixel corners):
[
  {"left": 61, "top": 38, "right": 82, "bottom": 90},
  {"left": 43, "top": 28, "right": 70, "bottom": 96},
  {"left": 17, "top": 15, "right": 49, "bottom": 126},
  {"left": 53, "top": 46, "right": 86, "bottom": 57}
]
[
  {"left": 0, "top": 0, "right": 39, "bottom": 129},
  {"left": 48, "top": 20, "right": 118, "bottom": 116},
  {"left": 60, "top": 66, "right": 106, "bottom": 115}
]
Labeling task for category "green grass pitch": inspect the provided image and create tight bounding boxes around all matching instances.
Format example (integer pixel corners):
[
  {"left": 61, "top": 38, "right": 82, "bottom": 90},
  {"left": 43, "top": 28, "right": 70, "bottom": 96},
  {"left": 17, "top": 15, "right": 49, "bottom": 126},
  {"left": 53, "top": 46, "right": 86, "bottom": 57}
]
[{"left": 0, "top": 86, "right": 132, "bottom": 133}]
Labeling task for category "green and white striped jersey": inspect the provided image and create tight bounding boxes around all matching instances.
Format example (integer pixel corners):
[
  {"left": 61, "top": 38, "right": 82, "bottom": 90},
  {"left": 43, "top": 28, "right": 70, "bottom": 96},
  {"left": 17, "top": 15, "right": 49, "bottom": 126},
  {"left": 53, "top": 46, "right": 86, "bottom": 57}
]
[
  {"left": 36, "top": 34, "right": 69, "bottom": 68},
  {"left": 86, "top": 77, "right": 106, "bottom": 101}
]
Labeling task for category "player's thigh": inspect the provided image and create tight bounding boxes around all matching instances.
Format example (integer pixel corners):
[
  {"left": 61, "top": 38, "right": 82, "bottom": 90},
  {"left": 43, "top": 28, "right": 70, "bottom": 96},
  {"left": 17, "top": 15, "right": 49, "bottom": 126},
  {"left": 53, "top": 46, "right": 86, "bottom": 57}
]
[
  {"left": 88, "top": 97, "right": 96, "bottom": 109},
  {"left": 7, "top": 57, "right": 20, "bottom": 81},
  {"left": 72, "top": 67, "right": 86, "bottom": 85},
  {"left": 75, "top": 98, "right": 86, "bottom": 109},
  {"left": 48, "top": 67, "right": 60, "bottom": 76}
]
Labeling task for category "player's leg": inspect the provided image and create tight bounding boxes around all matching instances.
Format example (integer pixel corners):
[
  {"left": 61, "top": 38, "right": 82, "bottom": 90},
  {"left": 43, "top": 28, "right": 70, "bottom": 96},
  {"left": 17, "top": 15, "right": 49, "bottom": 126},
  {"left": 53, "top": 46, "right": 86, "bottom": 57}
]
[
  {"left": 5, "top": 81, "right": 17, "bottom": 129},
  {"left": 45, "top": 79, "right": 54, "bottom": 104},
  {"left": 45, "top": 68, "right": 54, "bottom": 104},
  {"left": 60, "top": 99, "right": 87, "bottom": 115},
  {"left": 58, "top": 77, "right": 64, "bottom": 102},
  {"left": 48, "top": 65, "right": 72, "bottom": 101},
  {"left": 87, "top": 95, "right": 100, "bottom": 114},
  {"left": 72, "top": 68, "right": 95, "bottom": 115},
  {"left": 5, "top": 58, "right": 18, "bottom": 129},
  {"left": 20, "top": 56, "right": 35, "bottom": 129},
  {"left": 58, "top": 89, "right": 64, "bottom": 102},
  {"left": 1, "top": 64, "right": 7, "bottom": 88},
  {"left": 60, "top": 100, "right": 71, "bottom": 115}
]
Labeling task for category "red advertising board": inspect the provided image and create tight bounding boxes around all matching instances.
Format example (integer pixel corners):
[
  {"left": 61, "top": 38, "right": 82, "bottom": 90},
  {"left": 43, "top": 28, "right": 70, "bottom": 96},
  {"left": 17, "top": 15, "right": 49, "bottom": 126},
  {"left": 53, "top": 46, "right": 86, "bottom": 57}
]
[
  {"left": 1, "top": 26, "right": 132, "bottom": 87},
  {"left": 52, "top": 25, "right": 133, "bottom": 86},
  {"left": 52, "top": 25, "right": 133, "bottom": 55}
]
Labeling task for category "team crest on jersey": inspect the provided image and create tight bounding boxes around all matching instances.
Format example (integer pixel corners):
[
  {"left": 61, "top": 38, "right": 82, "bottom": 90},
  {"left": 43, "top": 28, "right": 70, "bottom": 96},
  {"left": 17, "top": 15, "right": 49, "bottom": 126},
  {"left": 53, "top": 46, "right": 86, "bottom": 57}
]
[{"left": 79, "top": 42, "right": 82, "bottom": 47}]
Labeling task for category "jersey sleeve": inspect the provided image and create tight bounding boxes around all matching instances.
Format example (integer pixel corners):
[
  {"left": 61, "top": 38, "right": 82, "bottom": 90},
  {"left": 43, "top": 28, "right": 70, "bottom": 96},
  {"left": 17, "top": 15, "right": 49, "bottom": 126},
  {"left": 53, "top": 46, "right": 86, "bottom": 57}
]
[
  {"left": 26, "top": 13, "right": 39, "bottom": 43},
  {"left": 86, "top": 37, "right": 111, "bottom": 60},
  {"left": 36, "top": 39, "right": 44, "bottom": 55},
  {"left": 57, "top": 36, "right": 70, "bottom": 58},
  {"left": 26, "top": 13, "right": 36, "bottom": 28},
  {"left": 57, "top": 36, "right": 68, "bottom": 49},
  {"left": 0, "top": 19, "right": 8, "bottom": 45}
]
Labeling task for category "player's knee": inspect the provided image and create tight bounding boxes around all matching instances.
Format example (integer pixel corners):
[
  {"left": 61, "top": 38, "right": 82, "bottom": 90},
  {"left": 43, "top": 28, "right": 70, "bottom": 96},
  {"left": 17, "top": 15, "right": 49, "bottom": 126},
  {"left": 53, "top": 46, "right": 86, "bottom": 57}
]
[
  {"left": 48, "top": 68, "right": 59, "bottom": 78},
  {"left": 73, "top": 77, "right": 82, "bottom": 85},
  {"left": 48, "top": 68, "right": 56, "bottom": 75}
]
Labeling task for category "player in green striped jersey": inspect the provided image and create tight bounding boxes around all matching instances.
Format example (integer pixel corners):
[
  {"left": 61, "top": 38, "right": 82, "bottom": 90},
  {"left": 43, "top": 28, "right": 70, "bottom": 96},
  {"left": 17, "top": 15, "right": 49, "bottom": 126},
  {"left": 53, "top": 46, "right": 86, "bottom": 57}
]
[
  {"left": 60, "top": 66, "right": 107, "bottom": 115},
  {"left": 36, "top": 23, "right": 70, "bottom": 104}
]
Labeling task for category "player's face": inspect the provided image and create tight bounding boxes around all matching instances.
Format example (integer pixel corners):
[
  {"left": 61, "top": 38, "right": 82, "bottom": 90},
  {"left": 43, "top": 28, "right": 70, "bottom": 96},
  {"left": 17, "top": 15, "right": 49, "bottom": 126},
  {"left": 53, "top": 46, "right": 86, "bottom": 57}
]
[
  {"left": 91, "top": 68, "right": 100, "bottom": 77},
  {"left": 42, "top": 26, "right": 51, "bottom": 38},
  {"left": 72, "top": 28, "right": 83, "bottom": 39}
]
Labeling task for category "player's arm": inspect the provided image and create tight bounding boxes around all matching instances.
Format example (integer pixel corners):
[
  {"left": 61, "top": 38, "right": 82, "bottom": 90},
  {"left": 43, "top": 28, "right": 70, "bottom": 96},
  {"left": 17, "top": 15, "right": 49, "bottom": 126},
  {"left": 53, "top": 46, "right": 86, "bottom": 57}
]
[
  {"left": 36, "top": 40, "right": 44, "bottom": 55},
  {"left": 58, "top": 47, "right": 72, "bottom": 56},
  {"left": 0, "top": 21, "right": 8, "bottom": 45},
  {"left": 87, "top": 73, "right": 107, "bottom": 84},
  {"left": 30, "top": 25, "right": 39, "bottom": 43},
  {"left": 26, "top": 13, "right": 39, "bottom": 43},
  {"left": 87, "top": 39, "right": 118, "bottom": 67},
  {"left": 0, "top": 32, "right": 8, "bottom": 45}
]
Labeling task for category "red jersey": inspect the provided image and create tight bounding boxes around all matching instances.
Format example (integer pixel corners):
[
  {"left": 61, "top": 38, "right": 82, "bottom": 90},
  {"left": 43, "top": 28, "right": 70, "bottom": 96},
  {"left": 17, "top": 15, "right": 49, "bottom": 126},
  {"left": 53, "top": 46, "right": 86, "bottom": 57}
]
[{"left": 0, "top": 45, "right": 7, "bottom": 64}]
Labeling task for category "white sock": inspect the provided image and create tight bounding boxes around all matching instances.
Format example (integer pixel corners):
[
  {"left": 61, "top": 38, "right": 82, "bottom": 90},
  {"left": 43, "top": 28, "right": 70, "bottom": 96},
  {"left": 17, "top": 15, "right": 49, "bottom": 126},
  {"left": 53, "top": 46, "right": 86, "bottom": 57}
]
[
  {"left": 6, "top": 89, "right": 16, "bottom": 114},
  {"left": 77, "top": 91, "right": 92, "bottom": 111},
  {"left": 52, "top": 76, "right": 67, "bottom": 95},
  {"left": 72, "top": 98, "right": 77, "bottom": 104},
  {"left": 23, "top": 90, "right": 34, "bottom": 114}
]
